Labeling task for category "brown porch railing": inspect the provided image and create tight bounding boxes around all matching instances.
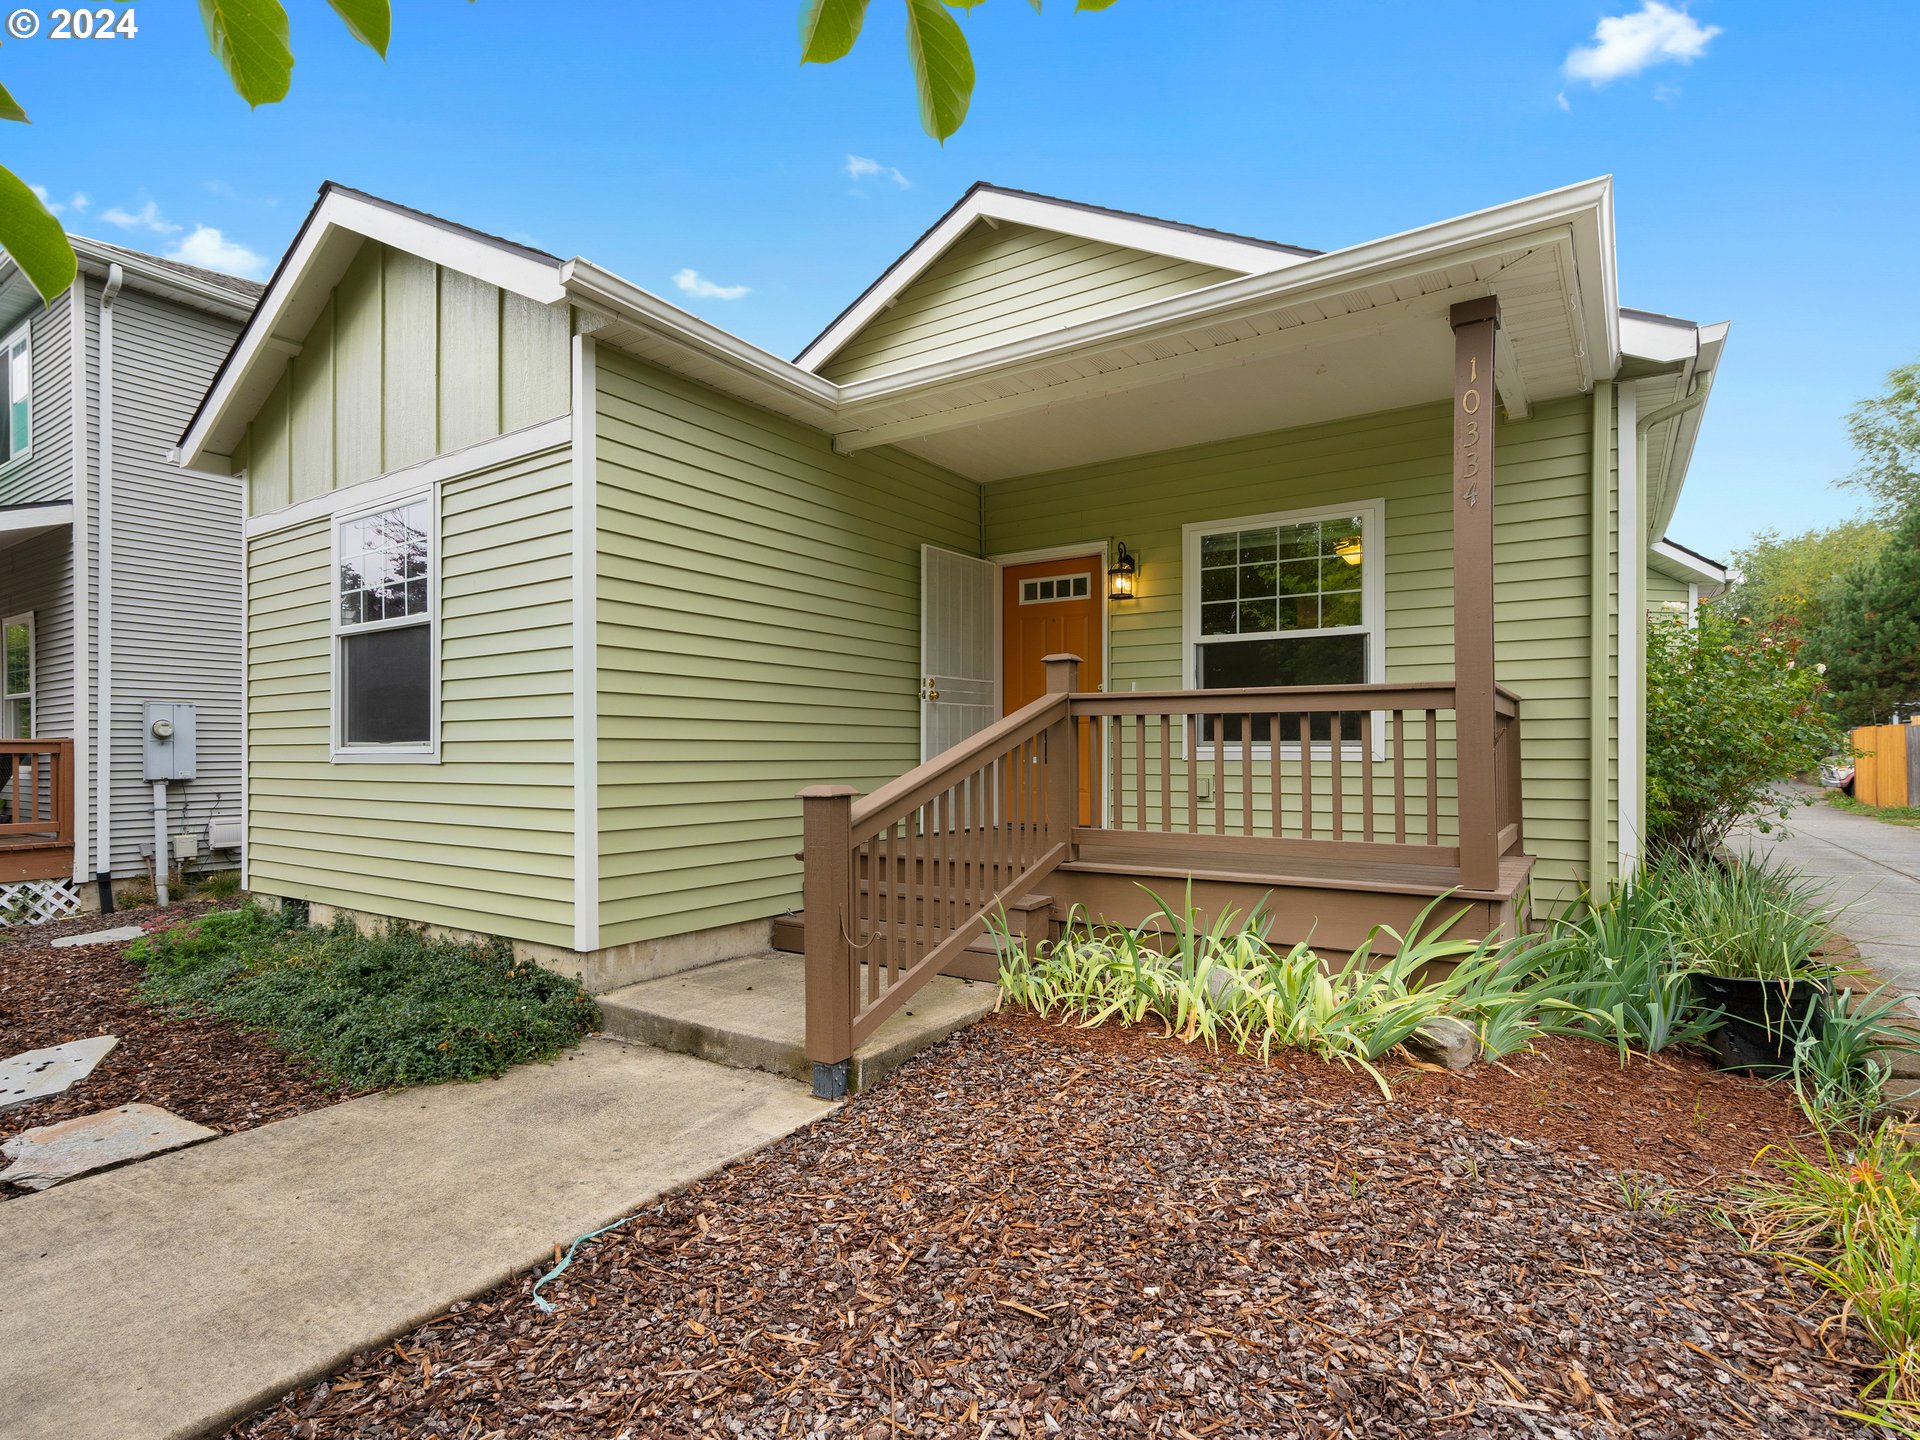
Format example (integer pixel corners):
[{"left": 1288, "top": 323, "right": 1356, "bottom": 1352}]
[
  {"left": 0, "top": 738, "right": 75, "bottom": 844},
  {"left": 799, "top": 661, "right": 1522, "bottom": 1096}
]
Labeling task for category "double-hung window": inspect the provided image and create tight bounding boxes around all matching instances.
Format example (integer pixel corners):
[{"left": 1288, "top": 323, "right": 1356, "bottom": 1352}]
[
  {"left": 2, "top": 612, "right": 33, "bottom": 738},
  {"left": 333, "top": 495, "right": 436, "bottom": 759},
  {"left": 1184, "top": 500, "right": 1384, "bottom": 752},
  {"left": 0, "top": 321, "right": 30, "bottom": 466}
]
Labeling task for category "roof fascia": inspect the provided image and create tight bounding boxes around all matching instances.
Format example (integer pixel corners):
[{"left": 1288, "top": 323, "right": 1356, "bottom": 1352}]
[
  {"left": 793, "top": 186, "right": 1312, "bottom": 373},
  {"left": 70, "top": 239, "right": 257, "bottom": 321},
  {"left": 1651, "top": 537, "right": 1727, "bottom": 585},
  {"left": 179, "top": 188, "right": 565, "bottom": 468}
]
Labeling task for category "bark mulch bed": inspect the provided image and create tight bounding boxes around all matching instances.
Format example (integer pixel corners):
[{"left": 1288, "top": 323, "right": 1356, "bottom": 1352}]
[
  {"left": 0, "top": 900, "right": 355, "bottom": 1199},
  {"left": 233, "top": 1012, "right": 1871, "bottom": 1439}
]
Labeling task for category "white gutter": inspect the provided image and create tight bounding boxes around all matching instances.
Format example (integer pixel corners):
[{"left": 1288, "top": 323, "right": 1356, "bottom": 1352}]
[
  {"left": 95, "top": 262, "right": 123, "bottom": 907},
  {"left": 68, "top": 275, "right": 89, "bottom": 883}
]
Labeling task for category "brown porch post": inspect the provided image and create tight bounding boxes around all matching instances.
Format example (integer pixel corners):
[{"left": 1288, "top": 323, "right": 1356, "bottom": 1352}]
[
  {"left": 1449, "top": 297, "right": 1500, "bottom": 892},
  {"left": 800, "top": 784, "right": 859, "bottom": 1097},
  {"left": 1043, "top": 654, "right": 1081, "bottom": 841}
]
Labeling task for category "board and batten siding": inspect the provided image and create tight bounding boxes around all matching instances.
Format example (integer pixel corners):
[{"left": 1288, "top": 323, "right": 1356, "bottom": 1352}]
[
  {"left": 593, "top": 349, "right": 980, "bottom": 946},
  {"left": 237, "top": 241, "right": 569, "bottom": 517},
  {"left": 982, "top": 396, "right": 1611, "bottom": 912},
  {"left": 245, "top": 446, "right": 578, "bottom": 945},
  {"left": 0, "top": 287, "right": 75, "bottom": 508},
  {"left": 101, "top": 288, "right": 245, "bottom": 876},
  {"left": 817, "top": 221, "right": 1239, "bottom": 384}
]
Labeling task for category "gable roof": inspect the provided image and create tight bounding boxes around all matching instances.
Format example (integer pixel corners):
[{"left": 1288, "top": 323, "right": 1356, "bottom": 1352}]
[
  {"left": 0, "top": 232, "right": 262, "bottom": 338},
  {"left": 793, "top": 182, "right": 1320, "bottom": 374},
  {"left": 74, "top": 236, "right": 266, "bottom": 300},
  {"left": 178, "top": 183, "right": 567, "bottom": 461}
]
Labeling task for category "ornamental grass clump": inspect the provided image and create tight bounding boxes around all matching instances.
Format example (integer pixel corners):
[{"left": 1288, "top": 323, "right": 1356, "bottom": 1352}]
[
  {"left": 1655, "top": 853, "right": 1838, "bottom": 982},
  {"left": 129, "top": 903, "right": 601, "bottom": 1088},
  {"left": 1738, "top": 1121, "right": 1920, "bottom": 1432},
  {"left": 995, "top": 885, "right": 1552, "bottom": 1096}
]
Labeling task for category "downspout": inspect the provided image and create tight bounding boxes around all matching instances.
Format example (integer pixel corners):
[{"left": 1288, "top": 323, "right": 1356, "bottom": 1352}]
[
  {"left": 95, "top": 262, "right": 123, "bottom": 913},
  {"left": 1626, "top": 372, "right": 1714, "bottom": 874},
  {"left": 1588, "top": 381, "right": 1613, "bottom": 902}
]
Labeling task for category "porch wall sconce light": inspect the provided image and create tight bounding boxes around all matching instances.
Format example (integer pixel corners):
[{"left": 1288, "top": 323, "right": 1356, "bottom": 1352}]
[
  {"left": 1108, "top": 541, "right": 1139, "bottom": 601},
  {"left": 1333, "top": 534, "right": 1364, "bottom": 566}
]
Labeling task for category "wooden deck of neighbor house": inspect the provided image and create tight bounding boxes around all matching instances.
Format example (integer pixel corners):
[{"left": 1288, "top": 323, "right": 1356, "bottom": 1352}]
[{"left": 0, "top": 738, "right": 77, "bottom": 883}]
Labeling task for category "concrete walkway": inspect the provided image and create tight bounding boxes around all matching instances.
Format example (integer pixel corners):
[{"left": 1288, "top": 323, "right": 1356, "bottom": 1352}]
[
  {"left": 1737, "top": 791, "right": 1920, "bottom": 996},
  {"left": 0, "top": 1038, "right": 827, "bottom": 1440}
]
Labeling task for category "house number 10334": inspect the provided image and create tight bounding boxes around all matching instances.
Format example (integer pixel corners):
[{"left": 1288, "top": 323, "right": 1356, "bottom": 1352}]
[{"left": 1459, "top": 354, "right": 1485, "bottom": 505}]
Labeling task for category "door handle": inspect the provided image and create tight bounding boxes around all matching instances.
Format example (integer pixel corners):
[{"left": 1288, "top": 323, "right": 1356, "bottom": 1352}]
[{"left": 921, "top": 675, "right": 940, "bottom": 701}]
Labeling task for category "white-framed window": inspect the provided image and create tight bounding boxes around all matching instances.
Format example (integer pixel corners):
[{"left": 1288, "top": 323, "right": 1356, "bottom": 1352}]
[
  {"left": 331, "top": 492, "right": 437, "bottom": 762},
  {"left": 1182, "top": 499, "right": 1385, "bottom": 756},
  {"left": 2, "top": 611, "right": 32, "bottom": 738},
  {"left": 0, "top": 320, "right": 31, "bottom": 467}
]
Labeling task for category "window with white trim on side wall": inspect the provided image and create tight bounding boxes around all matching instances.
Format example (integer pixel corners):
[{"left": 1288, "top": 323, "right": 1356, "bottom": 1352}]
[
  {"left": 2, "top": 611, "right": 33, "bottom": 738},
  {"left": 1182, "top": 499, "right": 1385, "bottom": 755},
  {"left": 332, "top": 493, "right": 437, "bottom": 761},
  {"left": 0, "top": 320, "right": 30, "bottom": 467}
]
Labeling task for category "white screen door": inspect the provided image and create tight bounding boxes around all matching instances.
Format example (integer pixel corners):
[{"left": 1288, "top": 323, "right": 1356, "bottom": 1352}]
[{"left": 920, "top": 545, "right": 997, "bottom": 762}]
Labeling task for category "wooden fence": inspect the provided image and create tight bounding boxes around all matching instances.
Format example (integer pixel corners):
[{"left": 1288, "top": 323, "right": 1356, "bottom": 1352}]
[{"left": 1852, "top": 723, "right": 1920, "bottom": 808}]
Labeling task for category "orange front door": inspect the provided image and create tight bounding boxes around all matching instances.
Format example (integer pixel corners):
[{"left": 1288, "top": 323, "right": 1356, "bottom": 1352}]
[{"left": 1001, "top": 555, "right": 1103, "bottom": 824}]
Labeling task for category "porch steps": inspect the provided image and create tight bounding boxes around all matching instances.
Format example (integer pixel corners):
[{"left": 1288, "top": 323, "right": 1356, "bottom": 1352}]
[{"left": 596, "top": 950, "right": 998, "bottom": 1095}]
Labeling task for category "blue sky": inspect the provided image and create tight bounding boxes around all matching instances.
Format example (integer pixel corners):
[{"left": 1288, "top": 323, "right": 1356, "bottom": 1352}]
[{"left": 8, "top": 0, "right": 1916, "bottom": 558}]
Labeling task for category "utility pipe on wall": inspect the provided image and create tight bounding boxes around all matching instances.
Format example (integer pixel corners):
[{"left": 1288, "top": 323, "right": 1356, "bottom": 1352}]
[
  {"left": 95, "top": 263, "right": 123, "bottom": 913},
  {"left": 151, "top": 780, "right": 169, "bottom": 906}
]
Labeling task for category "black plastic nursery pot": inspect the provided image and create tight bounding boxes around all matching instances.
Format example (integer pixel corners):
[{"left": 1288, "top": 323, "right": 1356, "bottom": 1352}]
[{"left": 1689, "top": 973, "right": 1828, "bottom": 1074}]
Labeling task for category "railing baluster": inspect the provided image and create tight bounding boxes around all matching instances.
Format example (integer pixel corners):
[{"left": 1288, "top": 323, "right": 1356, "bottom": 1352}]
[
  {"left": 1392, "top": 709, "right": 1408, "bottom": 846},
  {"left": 1360, "top": 710, "right": 1375, "bottom": 845},
  {"left": 1425, "top": 709, "right": 1440, "bottom": 847},
  {"left": 1133, "top": 715, "right": 1145, "bottom": 833},
  {"left": 1330, "top": 712, "right": 1345, "bottom": 841},
  {"left": 1109, "top": 714, "right": 1122, "bottom": 832},
  {"left": 1270, "top": 709, "right": 1284, "bottom": 839},
  {"left": 1300, "top": 713, "right": 1313, "bottom": 841},
  {"left": 1213, "top": 717, "right": 1226, "bottom": 836},
  {"left": 1186, "top": 715, "right": 1198, "bottom": 835},
  {"left": 1242, "top": 712, "right": 1254, "bottom": 837},
  {"left": 1159, "top": 715, "right": 1171, "bottom": 832}
]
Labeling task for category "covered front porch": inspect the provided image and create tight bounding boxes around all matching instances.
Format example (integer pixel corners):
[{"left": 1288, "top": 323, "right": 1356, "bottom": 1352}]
[{"left": 796, "top": 293, "right": 1548, "bottom": 1096}]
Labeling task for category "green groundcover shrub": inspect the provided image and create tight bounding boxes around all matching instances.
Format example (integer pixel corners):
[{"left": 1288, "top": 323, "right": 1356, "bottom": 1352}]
[{"left": 128, "top": 904, "right": 601, "bottom": 1088}]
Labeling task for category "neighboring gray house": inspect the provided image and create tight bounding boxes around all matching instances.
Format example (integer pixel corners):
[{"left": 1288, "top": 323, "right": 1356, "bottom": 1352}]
[{"left": 0, "top": 237, "right": 258, "bottom": 915}]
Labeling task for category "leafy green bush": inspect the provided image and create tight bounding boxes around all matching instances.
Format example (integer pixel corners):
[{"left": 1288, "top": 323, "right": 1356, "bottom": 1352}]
[
  {"left": 1646, "top": 603, "right": 1851, "bottom": 856},
  {"left": 128, "top": 904, "right": 601, "bottom": 1088}
]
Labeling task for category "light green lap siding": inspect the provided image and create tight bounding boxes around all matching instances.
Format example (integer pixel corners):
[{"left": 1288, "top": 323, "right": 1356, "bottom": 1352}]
[
  {"left": 983, "top": 397, "right": 1606, "bottom": 912},
  {"left": 246, "top": 448, "right": 577, "bottom": 946},
  {"left": 818, "top": 221, "right": 1239, "bottom": 384},
  {"left": 594, "top": 349, "right": 979, "bottom": 946},
  {"left": 243, "top": 242, "right": 569, "bottom": 518},
  {"left": 1646, "top": 570, "right": 1691, "bottom": 617}
]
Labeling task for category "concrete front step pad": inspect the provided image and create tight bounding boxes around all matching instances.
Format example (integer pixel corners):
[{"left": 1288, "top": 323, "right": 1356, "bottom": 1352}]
[{"left": 598, "top": 950, "right": 999, "bottom": 1093}]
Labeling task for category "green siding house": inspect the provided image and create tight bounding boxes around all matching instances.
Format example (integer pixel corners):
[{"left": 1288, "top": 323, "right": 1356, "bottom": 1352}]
[{"left": 179, "top": 179, "right": 1728, "bottom": 1064}]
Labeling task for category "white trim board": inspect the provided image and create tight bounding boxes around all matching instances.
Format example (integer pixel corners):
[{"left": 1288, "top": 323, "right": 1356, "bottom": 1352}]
[
  {"left": 0, "top": 503, "right": 72, "bottom": 539},
  {"left": 569, "top": 335, "right": 600, "bottom": 954},
  {"left": 243, "top": 416, "right": 569, "bottom": 538}
]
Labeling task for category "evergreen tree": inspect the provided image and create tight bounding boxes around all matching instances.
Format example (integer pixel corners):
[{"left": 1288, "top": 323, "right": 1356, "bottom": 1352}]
[{"left": 1806, "top": 505, "right": 1920, "bottom": 726}]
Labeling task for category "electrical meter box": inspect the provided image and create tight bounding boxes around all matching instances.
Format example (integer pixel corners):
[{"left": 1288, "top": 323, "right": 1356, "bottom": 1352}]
[{"left": 143, "top": 702, "right": 198, "bottom": 782}]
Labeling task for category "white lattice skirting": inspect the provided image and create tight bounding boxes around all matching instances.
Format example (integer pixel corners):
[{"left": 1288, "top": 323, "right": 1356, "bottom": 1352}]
[{"left": 0, "top": 879, "right": 82, "bottom": 927}]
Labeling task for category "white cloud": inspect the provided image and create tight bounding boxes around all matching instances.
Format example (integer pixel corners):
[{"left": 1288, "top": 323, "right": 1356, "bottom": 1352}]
[
  {"left": 672, "top": 267, "right": 749, "bottom": 301},
  {"left": 1564, "top": 2, "right": 1722, "bottom": 86},
  {"left": 1555, "top": 92, "right": 1572, "bottom": 112},
  {"left": 166, "top": 225, "right": 269, "bottom": 280},
  {"left": 29, "top": 185, "right": 87, "bottom": 216},
  {"left": 845, "top": 154, "right": 910, "bottom": 189},
  {"left": 100, "top": 199, "right": 183, "bottom": 235}
]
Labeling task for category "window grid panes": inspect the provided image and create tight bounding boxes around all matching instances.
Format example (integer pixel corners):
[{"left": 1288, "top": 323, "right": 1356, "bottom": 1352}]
[
  {"left": 338, "top": 501, "right": 431, "bottom": 630},
  {"left": 1019, "top": 573, "right": 1092, "bottom": 605},
  {"left": 1192, "top": 511, "right": 1372, "bottom": 745},
  {"left": 336, "top": 501, "right": 432, "bottom": 751}
]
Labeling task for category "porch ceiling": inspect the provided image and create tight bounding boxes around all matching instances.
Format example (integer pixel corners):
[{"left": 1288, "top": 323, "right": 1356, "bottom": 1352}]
[{"left": 829, "top": 244, "right": 1590, "bottom": 483}]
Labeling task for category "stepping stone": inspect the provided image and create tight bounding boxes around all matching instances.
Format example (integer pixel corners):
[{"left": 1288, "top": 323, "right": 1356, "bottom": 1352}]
[
  {"left": 49, "top": 926, "right": 146, "bottom": 949},
  {"left": 0, "top": 1036, "right": 117, "bottom": 1114},
  {"left": 0, "top": 1104, "right": 217, "bottom": 1191}
]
